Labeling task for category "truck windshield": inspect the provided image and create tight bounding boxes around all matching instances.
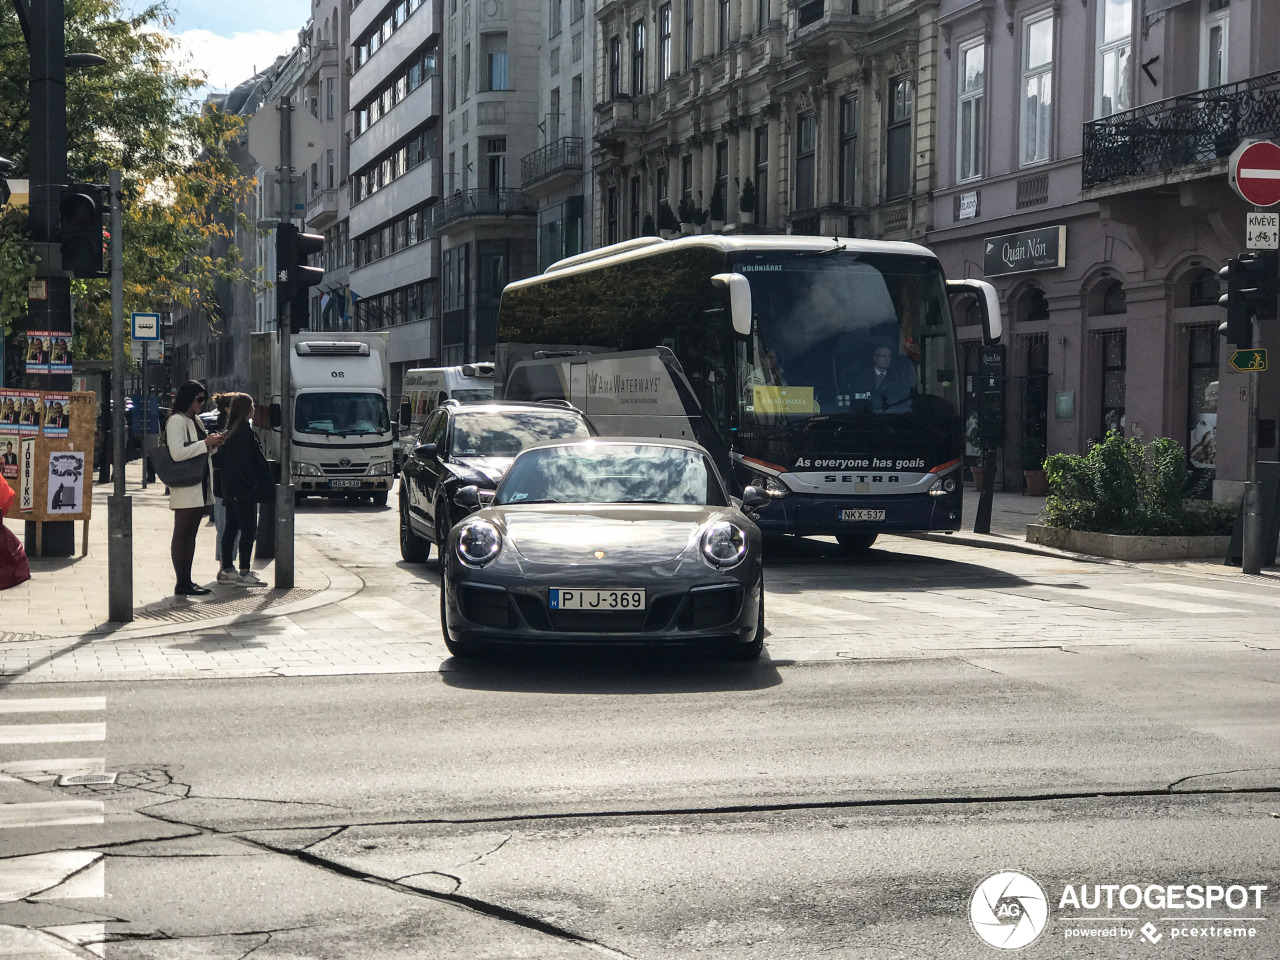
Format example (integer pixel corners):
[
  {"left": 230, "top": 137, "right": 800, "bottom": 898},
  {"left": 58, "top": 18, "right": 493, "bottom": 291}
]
[
  {"left": 295, "top": 392, "right": 390, "bottom": 436},
  {"left": 452, "top": 388, "right": 494, "bottom": 402}
]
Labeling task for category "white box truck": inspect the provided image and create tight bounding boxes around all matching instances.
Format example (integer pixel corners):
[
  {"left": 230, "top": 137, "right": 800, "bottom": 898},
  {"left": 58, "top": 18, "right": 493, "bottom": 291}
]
[
  {"left": 251, "top": 331, "right": 395, "bottom": 505},
  {"left": 395, "top": 363, "right": 495, "bottom": 463}
]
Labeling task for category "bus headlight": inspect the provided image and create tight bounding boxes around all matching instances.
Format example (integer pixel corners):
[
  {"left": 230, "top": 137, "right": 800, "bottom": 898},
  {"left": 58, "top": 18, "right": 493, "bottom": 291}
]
[
  {"left": 292, "top": 462, "right": 323, "bottom": 477},
  {"left": 701, "top": 521, "right": 748, "bottom": 567},
  {"left": 752, "top": 475, "right": 792, "bottom": 499},
  {"left": 456, "top": 519, "right": 502, "bottom": 565},
  {"left": 927, "top": 475, "right": 959, "bottom": 497}
]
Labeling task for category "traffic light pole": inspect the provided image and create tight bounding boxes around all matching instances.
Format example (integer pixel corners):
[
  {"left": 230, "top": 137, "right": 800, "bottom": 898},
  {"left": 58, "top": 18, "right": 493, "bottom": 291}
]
[
  {"left": 275, "top": 95, "right": 296, "bottom": 590},
  {"left": 1241, "top": 315, "right": 1263, "bottom": 575},
  {"left": 107, "top": 169, "right": 133, "bottom": 622}
]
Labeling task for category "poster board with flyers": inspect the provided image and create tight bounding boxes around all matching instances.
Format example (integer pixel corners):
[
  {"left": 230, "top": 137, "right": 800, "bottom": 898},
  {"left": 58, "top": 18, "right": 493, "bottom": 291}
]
[{"left": 1, "top": 390, "right": 97, "bottom": 521}]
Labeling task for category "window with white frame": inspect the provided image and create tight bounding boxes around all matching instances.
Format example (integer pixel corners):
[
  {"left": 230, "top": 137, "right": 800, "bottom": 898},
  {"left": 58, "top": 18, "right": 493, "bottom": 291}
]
[
  {"left": 632, "top": 19, "right": 646, "bottom": 95},
  {"left": 838, "top": 95, "right": 857, "bottom": 204},
  {"left": 957, "top": 39, "right": 985, "bottom": 181},
  {"left": 1200, "top": 0, "right": 1229, "bottom": 89},
  {"left": 659, "top": 4, "right": 671, "bottom": 81},
  {"left": 795, "top": 111, "right": 816, "bottom": 210},
  {"left": 1096, "top": 0, "right": 1132, "bottom": 117},
  {"left": 1020, "top": 11, "right": 1053, "bottom": 166}
]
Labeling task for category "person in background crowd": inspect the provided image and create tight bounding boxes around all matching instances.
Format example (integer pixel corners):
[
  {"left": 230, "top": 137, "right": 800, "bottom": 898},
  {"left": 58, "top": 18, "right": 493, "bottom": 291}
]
[
  {"left": 212, "top": 393, "right": 273, "bottom": 587},
  {"left": 166, "top": 380, "right": 224, "bottom": 596},
  {"left": 210, "top": 394, "right": 238, "bottom": 564}
]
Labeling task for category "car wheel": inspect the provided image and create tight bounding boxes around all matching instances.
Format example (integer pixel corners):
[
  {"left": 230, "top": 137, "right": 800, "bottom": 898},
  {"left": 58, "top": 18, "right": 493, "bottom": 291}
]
[
  {"left": 440, "top": 573, "right": 481, "bottom": 658},
  {"left": 727, "top": 582, "right": 765, "bottom": 661},
  {"left": 372, "top": 490, "right": 389, "bottom": 507},
  {"left": 399, "top": 492, "right": 430, "bottom": 562},
  {"left": 836, "top": 532, "right": 878, "bottom": 554}
]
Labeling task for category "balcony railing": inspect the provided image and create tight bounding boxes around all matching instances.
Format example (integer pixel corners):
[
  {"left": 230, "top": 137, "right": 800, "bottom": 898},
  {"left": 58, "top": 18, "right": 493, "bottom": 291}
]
[
  {"left": 305, "top": 187, "right": 339, "bottom": 228},
  {"left": 1082, "top": 69, "right": 1280, "bottom": 189},
  {"left": 520, "top": 137, "right": 585, "bottom": 188},
  {"left": 431, "top": 188, "right": 537, "bottom": 232}
]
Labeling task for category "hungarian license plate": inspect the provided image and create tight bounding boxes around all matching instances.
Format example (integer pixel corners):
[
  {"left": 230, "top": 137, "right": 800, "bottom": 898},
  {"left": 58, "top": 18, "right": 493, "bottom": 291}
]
[
  {"left": 331, "top": 479, "right": 362, "bottom": 488},
  {"left": 840, "top": 509, "right": 885, "bottom": 522},
  {"left": 549, "top": 588, "right": 646, "bottom": 611}
]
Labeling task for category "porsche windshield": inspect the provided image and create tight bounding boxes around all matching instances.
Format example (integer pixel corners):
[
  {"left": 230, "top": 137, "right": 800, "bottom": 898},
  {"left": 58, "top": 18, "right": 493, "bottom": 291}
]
[
  {"left": 496, "top": 444, "right": 728, "bottom": 505},
  {"left": 734, "top": 251, "right": 960, "bottom": 429},
  {"left": 294, "top": 392, "right": 390, "bottom": 436}
]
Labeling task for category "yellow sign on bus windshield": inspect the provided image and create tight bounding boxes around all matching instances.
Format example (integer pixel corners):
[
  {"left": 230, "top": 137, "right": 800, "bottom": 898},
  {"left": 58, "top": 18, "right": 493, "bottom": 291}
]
[{"left": 753, "top": 385, "right": 817, "bottom": 414}]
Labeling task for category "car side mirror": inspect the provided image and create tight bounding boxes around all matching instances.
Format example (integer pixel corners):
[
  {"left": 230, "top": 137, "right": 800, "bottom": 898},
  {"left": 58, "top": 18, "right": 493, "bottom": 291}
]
[
  {"left": 269, "top": 403, "right": 282, "bottom": 429},
  {"left": 454, "top": 485, "right": 481, "bottom": 509},
  {"left": 741, "top": 485, "right": 769, "bottom": 510},
  {"left": 398, "top": 401, "right": 411, "bottom": 427},
  {"left": 413, "top": 441, "right": 438, "bottom": 460}
]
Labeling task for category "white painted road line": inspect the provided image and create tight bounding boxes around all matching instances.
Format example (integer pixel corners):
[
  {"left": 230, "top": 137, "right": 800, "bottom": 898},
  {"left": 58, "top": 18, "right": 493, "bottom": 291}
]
[
  {"left": 1145, "top": 582, "right": 1280, "bottom": 607},
  {"left": 0, "top": 851, "right": 102, "bottom": 903},
  {"left": 0, "top": 759, "right": 105, "bottom": 784},
  {"left": 0, "top": 698, "right": 106, "bottom": 715},
  {"left": 0, "top": 801, "right": 104, "bottom": 829},
  {"left": 0, "top": 723, "right": 106, "bottom": 745},
  {"left": 1064, "top": 588, "right": 1242, "bottom": 615}
]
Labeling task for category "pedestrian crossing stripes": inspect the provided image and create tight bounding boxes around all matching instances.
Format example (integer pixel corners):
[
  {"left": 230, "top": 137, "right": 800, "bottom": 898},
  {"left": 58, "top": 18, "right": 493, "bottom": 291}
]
[{"left": 0, "top": 696, "right": 107, "bottom": 958}]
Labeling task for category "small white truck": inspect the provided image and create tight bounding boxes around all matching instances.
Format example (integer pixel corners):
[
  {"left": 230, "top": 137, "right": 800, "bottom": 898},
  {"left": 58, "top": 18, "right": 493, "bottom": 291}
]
[
  {"left": 251, "top": 331, "right": 395, "bottom": 505},
  {"left": 397, "top": 362, "right": 495, "bottom": 440}
]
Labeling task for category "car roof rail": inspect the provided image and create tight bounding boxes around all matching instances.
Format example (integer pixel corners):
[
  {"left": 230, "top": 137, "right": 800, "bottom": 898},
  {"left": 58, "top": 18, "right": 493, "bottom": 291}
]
[
  {"left": 439, "top": 398, "right": 461, "bottom": 409},
  {"left": 538, "top": 399, "right": 576, "bottom": 409}
]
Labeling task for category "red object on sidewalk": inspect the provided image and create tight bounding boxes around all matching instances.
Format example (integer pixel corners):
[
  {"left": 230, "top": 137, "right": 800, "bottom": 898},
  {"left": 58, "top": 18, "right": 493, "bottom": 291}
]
[
  {"left": 0, "top": 473, "right": 13, "bottom": 517},
  {"left": 0, "top": 520, "right": 30, "bottom": 590}
]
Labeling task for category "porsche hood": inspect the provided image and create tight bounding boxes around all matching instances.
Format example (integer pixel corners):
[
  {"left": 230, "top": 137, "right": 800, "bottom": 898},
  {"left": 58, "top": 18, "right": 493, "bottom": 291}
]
[{"left": 495, "top": 506, "right": 725, "bottom": 564}]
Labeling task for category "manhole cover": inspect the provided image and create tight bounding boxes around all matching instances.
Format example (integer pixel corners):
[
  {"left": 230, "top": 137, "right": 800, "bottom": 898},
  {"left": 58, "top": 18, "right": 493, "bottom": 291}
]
[
  {"left": 58, "top": 772, "right": 118, "bottom": 787},
  {"left": 0, "top": 632, "right": 49, "bottom": 644},
  {"left": 135, "top": 588, "right": 322, "bottom": 622}
]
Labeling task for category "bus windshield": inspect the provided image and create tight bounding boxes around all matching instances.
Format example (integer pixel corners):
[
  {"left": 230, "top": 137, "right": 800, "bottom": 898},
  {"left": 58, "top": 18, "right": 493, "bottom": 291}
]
[{"left": 733, "top": 251, "right": 959, "bottom": 435}]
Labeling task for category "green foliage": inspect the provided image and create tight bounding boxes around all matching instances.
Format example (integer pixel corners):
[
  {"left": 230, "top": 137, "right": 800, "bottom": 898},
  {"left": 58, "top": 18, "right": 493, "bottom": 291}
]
[
  {"left": 708, "top": 183, "right": 726, "bottom": 222},
  {"left": 642, "top": 213, "right": 656, "bottom": 236},
  {"left": 656, "top": 200, "right": 678, "bottom": 232},
  {"left": 738, "top": 177, "right": 756, "bottom": 213},
  {"left": 0, "top": 0, "right": 263, "bottom": 362},
  {"left": 1019, "top": 436, "right": 1047, "bottom": 470},
  {"left": 1044, "top": 432, "right": 1234, "bottom": 536},
  {"left": 677, "top": 195, "right": 697, "bottom": 224}
]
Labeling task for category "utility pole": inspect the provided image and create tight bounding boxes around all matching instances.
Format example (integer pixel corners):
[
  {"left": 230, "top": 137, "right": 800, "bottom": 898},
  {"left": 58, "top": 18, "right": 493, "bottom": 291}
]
[
  {"left": 275, "top": 95, "right": 296, "bottom": 589},
  {"left": 107, "top": 168, "right": 132, "bottom": 621}
]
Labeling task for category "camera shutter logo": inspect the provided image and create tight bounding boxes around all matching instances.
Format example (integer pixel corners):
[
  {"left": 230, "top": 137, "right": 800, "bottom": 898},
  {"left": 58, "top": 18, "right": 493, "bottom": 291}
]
[{"left": 970, "top": 871, "right": 1050, "bottom": 949}]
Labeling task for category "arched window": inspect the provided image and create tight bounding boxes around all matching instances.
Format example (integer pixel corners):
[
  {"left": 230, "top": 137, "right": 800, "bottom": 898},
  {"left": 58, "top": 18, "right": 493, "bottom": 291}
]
[
  {"left": 1017, "top": 287, "right": 1049, "bottom": 323},
  {"left": 1187, "top": 268, "right": 1219, "bottom": 307},
  {"left": 1101, "top": 280, "right": 1126, "bottom": 315}
]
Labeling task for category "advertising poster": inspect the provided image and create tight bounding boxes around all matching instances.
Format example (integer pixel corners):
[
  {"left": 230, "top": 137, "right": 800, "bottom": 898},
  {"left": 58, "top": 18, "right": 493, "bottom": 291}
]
[
  {"left": 24, "top": 330, "right": 51, "bottom": 375},
  {"left": 42, "top": 394, "right": 70, "bottom": 437},
  {"left": 0, "top": 432, "right": 18, "bottom": 481},
  {"left": 18, "top": 436, "right": 35, "bottom": 513},
  {"left": 16, "top": 393, "right": 42, "bottom": 434},
  {"left": 49, "top": 335, "right": 72, "bottom": 375},
  {"left": 46, "top": 450, "right": 84, "bottom": 514},
  {"left": 0, "top": 390, "right": 21, "bottom": 426}
]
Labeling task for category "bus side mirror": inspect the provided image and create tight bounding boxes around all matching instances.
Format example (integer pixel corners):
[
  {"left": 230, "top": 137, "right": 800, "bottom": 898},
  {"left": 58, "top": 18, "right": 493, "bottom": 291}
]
[
  {"left": 269, "top": 403, "right": 282, "bottom": 428},
  {"left": 711, "top": 273, "right": 753, "bottom": 338},
  {"left": 398, "top": 400, "right": 411, "bottom": 427},
  {"left": 947, "top": 279, "right": 1003, "bottom": 345}
]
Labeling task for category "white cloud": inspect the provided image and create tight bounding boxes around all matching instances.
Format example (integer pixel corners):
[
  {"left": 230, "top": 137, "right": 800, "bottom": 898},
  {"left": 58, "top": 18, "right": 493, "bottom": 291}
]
[{"left": 171, "top": 28, "right": 300, "bottom": 94}]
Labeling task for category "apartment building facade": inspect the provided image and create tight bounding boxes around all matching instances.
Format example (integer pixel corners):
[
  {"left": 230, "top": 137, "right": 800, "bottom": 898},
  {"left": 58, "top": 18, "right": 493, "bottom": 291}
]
[
  {"left": 434, "top": 0, "right": 542, "bottom": 364},
  {"left": 928, "top": 0, "right": 1280, "bottom": 498}
]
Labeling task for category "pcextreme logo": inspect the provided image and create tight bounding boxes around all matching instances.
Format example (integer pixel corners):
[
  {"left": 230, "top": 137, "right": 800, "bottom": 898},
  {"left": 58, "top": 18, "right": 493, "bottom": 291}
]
[{"left": 970, "top": 871, "right": 1051, "bottom": 949}]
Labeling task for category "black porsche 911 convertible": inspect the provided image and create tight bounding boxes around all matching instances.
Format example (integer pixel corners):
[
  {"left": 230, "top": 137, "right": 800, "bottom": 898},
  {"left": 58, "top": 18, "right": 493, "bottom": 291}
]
[{"left": 440, "top": 438, "right": 769, "bottom": 659}]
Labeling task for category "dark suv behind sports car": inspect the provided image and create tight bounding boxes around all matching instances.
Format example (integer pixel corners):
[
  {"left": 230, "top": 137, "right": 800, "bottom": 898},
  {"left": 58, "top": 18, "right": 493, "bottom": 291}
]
[{"left": 398, "top": 401, "right": 594, "bottom": 561}]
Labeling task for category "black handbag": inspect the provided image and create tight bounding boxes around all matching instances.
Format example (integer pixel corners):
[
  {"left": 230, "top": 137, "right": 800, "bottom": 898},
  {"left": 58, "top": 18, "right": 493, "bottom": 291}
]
[{"left": 150, "top": 442, "right": 207, "bottom": 487}]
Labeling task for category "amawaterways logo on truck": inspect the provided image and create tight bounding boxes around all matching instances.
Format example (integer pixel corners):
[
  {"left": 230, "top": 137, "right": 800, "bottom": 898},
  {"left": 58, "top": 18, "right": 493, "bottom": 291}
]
[{"left": 586, "top": 370, "right": 664, "bottom": 407}]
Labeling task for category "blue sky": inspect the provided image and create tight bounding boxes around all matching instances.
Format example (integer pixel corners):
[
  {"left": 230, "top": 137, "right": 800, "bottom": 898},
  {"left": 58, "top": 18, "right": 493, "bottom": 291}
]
[{"left": 163, "top": 0, "right": 313, "bottom": 94}]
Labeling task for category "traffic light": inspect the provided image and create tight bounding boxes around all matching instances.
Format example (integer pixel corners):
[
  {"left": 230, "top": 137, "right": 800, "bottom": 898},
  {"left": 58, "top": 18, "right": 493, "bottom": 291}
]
[
  {"left": 1237, "top": 250, "right": 1278, "bottom": 322},
  {"left": 1219, "top": 257, "right": 1253, "bottom": 347},
  {"left": 275, "top": 222, "right": 325, "bottom": 334},
  {"left": 59, "top": 183, "right": 109, "bottom": 278}
]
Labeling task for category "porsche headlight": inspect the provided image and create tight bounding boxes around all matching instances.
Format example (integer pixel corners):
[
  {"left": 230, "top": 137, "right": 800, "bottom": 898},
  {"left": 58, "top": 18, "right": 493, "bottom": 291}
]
[
  {"left": 701, "top": 520, "right": 748, "bottom": 567},
  {"left": 456, "top": 519, "right": 502, "bottom": 565}
]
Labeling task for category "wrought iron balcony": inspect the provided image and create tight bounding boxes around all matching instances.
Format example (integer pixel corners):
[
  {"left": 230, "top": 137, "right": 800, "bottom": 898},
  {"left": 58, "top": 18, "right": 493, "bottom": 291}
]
[
  {"left": 1082, "top": 69, "right": 1280, "bottom": 191},
  {"left": 431, "top": 188, "right": 536, "bottom": 232},
  {"left": 520, "top": 137, "right": 585, "bottom": 190}
]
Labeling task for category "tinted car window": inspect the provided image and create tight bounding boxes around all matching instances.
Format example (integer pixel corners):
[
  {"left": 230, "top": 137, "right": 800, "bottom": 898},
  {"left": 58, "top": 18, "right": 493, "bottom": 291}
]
[
  {"left": 451, "top": 412, "right": 590, "bottom": 457},
  {"left": 497, "top": 444, "right": 728, "bottom": 506}
]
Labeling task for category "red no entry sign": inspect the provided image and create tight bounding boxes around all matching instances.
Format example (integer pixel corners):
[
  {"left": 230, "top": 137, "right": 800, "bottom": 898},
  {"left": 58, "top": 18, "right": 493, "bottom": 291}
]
[{"left": 1229, "top": 140, "right": 1280, "bottom": 207}]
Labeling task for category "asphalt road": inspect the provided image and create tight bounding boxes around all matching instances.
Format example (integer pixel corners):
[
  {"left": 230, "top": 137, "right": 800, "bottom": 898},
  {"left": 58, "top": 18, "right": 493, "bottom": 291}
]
[{"left": 1, "top": 497, "right": 1278, "bottom": 959}]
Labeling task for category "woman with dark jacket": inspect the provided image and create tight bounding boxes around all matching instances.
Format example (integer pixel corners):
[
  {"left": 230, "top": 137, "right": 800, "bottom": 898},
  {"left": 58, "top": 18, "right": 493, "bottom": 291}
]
[{"left": 212, "top": 393, "right": 274, "bottom": 586}]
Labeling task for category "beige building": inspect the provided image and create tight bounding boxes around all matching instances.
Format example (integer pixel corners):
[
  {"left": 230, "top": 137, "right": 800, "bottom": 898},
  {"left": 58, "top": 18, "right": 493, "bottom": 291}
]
[{"left": 590, "top": 0, "right": 941, "bottom": 245}]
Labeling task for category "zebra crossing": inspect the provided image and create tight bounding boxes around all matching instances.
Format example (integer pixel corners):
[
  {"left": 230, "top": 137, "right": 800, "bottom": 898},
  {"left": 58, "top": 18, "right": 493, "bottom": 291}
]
[{"left": 0, "top": 695, "right": 107, "bottom": 958}]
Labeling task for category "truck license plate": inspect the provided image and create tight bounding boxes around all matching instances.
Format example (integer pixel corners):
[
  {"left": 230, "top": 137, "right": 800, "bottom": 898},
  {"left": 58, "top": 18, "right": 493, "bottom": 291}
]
[
  {"left": 549, "top": 588, "right": 646, "bottom": 610},
  {"left": 840, "top": 509, "right": 885, "bottom": 522},
  {"left": 331, "top": 479, "right": 362, "bottom": 488}
]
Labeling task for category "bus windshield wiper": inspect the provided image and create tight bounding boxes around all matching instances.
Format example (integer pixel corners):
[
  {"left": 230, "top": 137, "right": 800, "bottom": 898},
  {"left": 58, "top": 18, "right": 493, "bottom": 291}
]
[{"left": 796, "top": 241, "right": 847, "bottom": 258}]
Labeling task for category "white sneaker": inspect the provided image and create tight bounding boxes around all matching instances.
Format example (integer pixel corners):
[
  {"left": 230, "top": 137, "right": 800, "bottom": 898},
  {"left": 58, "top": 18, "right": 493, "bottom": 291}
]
[
  {"left": 216, "top": 568, "right": 237, "bottom": 584},
  {"left": 235, "top": 570, "right": 266, "bottom": 587}
]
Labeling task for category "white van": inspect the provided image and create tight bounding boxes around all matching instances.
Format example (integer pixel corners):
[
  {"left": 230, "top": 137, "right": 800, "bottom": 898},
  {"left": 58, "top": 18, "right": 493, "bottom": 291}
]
[{"left": 398, "top": 363, "right": 495, "bottom": 439}]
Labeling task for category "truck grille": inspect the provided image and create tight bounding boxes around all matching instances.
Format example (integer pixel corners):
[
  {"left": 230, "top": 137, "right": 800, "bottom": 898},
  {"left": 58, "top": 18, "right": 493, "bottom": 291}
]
[{"left": 321, "top": 462, "right": 369, "bottom": 477}]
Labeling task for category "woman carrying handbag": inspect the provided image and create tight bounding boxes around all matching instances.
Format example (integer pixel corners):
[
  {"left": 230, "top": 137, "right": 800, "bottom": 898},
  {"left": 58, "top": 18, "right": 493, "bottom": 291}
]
[
  {"left": 166, "top": 381, "right": 224, "bottom": 596},
  {"left": 212, "top": 393, "right": 274, "bottom": 586}
]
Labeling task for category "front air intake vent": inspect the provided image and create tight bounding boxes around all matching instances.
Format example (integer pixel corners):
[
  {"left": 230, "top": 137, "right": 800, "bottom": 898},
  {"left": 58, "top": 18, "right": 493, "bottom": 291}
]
[{"left": 295, "top": 342, "right": 370, "bottom": 356}]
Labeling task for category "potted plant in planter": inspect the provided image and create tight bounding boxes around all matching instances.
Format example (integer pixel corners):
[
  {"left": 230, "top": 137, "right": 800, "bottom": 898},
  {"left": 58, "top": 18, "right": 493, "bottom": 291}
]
[
  {"left": 677, "top": 196, "right": 697, "bottom": 234},
  {"left": 642, "top": 213, "right": 656, "bottom": 237},
  {"left": 738, "top": 177, "right": 756, "bottom": 226},
  {"left": 692, "top": 203, "right": 709, "bottom": 233},
  {"left": 708, "top": 183, "right": 726, "bottom": 231},
  {"left": 656, "top": 200, "right": 679, "bottom": 239},
  {"left": 1020, "top": 437, "right": 1049, "bottom": 496}
]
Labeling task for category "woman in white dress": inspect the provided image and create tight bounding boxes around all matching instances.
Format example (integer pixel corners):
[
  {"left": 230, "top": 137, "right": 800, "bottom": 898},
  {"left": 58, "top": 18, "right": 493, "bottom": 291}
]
[{"left": 166, "top": 381, "right": 225, "bottom": 595}]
